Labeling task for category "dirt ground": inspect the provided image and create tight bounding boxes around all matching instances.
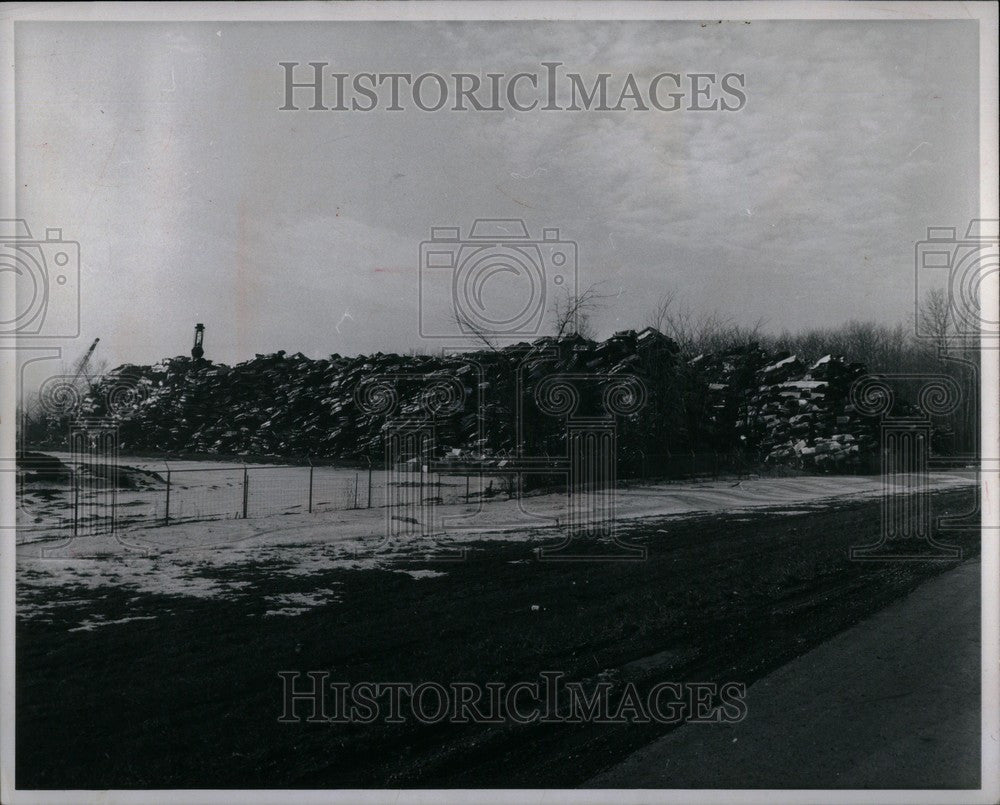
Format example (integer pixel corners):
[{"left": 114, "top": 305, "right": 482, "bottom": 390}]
[{"left": 14, "top": 480, "right": 979, "bottom": 789}]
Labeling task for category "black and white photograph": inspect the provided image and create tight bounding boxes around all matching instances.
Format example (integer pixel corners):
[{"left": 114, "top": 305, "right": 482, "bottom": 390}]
[{"left": 1, "top": 2, "right": 998, "bottom": 803}]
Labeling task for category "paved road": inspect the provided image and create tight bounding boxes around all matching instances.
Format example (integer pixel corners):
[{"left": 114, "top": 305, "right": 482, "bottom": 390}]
[{"left": 589, "top": 559, "right": 982, "bottom": 790}]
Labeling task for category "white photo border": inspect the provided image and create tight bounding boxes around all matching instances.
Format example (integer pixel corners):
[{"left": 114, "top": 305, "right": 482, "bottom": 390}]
[{"left": 0, "top": 2, "right": 996, "bottom": 804}]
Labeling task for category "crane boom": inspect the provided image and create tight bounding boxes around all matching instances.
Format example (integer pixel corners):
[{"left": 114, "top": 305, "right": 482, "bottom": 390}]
[{"left": 71, "top": 338, "right": 100, "bottom": 386}]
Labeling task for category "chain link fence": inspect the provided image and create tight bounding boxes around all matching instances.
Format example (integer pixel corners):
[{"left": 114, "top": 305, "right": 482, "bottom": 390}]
[
  {"left": 14, "top": 456, "right": 504, "bottom": 541},
  {"left": 15, "top": 449, "right": 834, "bottom": 543}
]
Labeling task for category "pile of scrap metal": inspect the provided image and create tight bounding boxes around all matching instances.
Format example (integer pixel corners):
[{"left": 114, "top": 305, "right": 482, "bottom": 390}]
[{"left": 35, "top": 330, "right": 884, "bottom": 471}]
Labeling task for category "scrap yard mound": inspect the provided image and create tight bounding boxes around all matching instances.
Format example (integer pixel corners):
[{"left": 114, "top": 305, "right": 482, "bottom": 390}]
[{"left": 29, "top": 329, "right": 896, "bottom": 471}]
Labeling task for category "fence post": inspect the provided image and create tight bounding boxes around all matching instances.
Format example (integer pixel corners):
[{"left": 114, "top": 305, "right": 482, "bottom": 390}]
[
  {"left": 308, "top": 460, "right": 314, "bottom": 514},
  {"left": 242, "top": 466, "right": 249, "bottom": 519},
  {"left": 367, "top": 461, "right": 372, "bottom": 508},
  {"left": 165, "top": 468, "right": 172, "bottom": 526},
  {"left": 465, "top": 473, "right": 470, "bottom": 502},
  {"left": 354, "top": 473, "right": 359, "bottom": 509},
  {"left": 72, "top": 468, "right": 79, "bottom": 538}
]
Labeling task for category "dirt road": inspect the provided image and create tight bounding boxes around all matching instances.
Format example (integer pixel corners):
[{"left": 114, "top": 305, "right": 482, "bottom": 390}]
[{"left": 589, "top": 559, "right": 982, "bottom": 789}]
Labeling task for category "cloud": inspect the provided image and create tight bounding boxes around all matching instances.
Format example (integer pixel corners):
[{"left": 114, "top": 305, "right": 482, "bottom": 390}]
[{"left": 14, "top": 19, "right": 979, "bottom": 367}]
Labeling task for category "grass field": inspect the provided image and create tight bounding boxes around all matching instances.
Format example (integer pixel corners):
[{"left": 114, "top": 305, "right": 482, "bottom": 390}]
[{"left": 15, "top": 481, "right": 979, "bottom": 789}]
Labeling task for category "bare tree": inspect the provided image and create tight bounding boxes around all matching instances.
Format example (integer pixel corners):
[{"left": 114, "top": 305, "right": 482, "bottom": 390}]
[
  {"left": 645, "top": 288, "right": 767, "bottom": 354},
  {"left": 713, "top": 316, "right": 770, "bottom": 353},
  {"left": 918, "top": 287, "right": 952, "bottom": 357},
  {"left": 644, "top": 289, "right": 679, "bottom": 335},
  {"left": 450, "top": 312, "right": 503, "bottom": 353},
  {"left": 644, "top": 289, "right": 712, "bottom": 351},
  {"left": 550, "top": 282, "right": 616, "bottom": 338}
]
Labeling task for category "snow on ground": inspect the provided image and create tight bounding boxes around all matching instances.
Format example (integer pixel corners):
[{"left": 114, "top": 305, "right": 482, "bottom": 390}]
[
  {"left": 16, "top": 470, "right": 976, "bottom": 624},
  {"left": 23, "top": 453, "right": 496, "bottom": 531},
  {"left": 262, "top": 587, "right": 343, "bottom": 617}
]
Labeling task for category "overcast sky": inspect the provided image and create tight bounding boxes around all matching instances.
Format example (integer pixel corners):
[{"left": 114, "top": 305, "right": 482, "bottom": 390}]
[{"left": 14, "top": 20, "right": 979, "bottom": 370}]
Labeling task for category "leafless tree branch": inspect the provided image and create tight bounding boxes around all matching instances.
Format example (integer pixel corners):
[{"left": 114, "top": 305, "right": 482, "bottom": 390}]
[
  {"left": 550, "top": 281, "right": 616, "bottom": 338},
  {"left": 449, "top": 312, "right": 502, "bottom": 353}
]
